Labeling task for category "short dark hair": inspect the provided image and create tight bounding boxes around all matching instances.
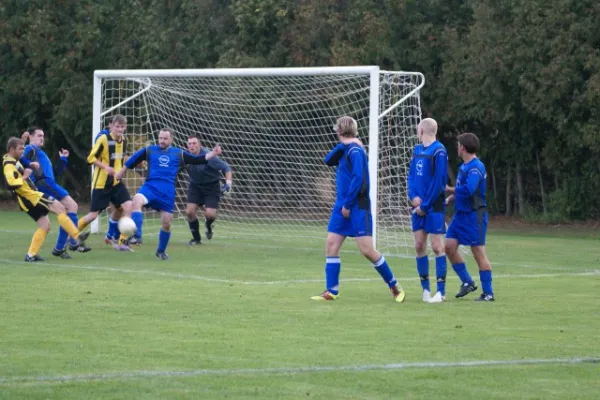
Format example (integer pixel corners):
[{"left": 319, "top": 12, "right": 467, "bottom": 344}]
[
  {"left": 458, "top": 132, "right": 479, "bottom": 154},
  {"left": 187, "top": 134, "right": 200, "bottom": 141},
  {"left": 159, "top": 128, "right": 174, "bottom": 137},
  {"left": 27, "top": 126, "right": 43, "bottom": 136},
  {"left": 7, "top": 137, "right": 23, "bottom": 152}
]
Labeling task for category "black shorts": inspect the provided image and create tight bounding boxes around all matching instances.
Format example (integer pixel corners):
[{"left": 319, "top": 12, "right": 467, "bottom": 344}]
[
  {"left": 187, "top": 181, "right": 221, "bottom": 209},
  {"left": 20, "top": 193, "right": 54, "bottom": 221},
  {"left": 90, "top": 182, "right": 131, "bottom": 212}
]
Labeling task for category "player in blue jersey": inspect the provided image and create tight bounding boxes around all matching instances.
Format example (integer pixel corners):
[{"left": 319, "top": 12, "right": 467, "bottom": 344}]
[
  {"left": 20, "top": 127, "right": 90, "bottom": 258},
  {"left": 114, "top": 128, "right": 222, "bottom": 260},
  {"left": 445, "top": 133, "right": 495, "bottom": 301},
  {"left": 311, "top": 116, "right": 406, "bottom": 302},
  {"left": 408, "top": 118, "right": 449, "bottom": 303}
]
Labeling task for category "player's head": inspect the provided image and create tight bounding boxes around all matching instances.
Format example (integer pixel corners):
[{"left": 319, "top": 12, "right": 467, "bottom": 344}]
[
  {"left": 335, "top": 116, "right": 358, "bottom": 140},
  {"left": 110, "top": 114, "right": 127, "bottom": 137},
  {"left": 417, "top": 118, "right": 438, "bottom": 143},
  {"left": 457, "top": 132, "right": 479, "bottom": 157},
  {"left": 28, "top": 126, "right": 45, "bottom": 147},
  {"left": 158, "top": 128, "right": 174, "bottom": 149},
  {"left": 187, "top": 135, "right": 201, "bottom": 154},
  {"left": 7, "top": 137, "right": 25, "bottom": 158}
]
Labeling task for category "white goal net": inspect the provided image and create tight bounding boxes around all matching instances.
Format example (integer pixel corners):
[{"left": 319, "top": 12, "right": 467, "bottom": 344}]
[{"left": 92, "top": 67, "right": 424, "bottom": 256}]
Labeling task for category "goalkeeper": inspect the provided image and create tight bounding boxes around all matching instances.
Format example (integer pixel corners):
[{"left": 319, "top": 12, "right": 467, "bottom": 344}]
[
  {"left": 115, "top": 128, "right": 222, "bottom": 260},
  {"left": 185, "top": 135, "right": 232, "bottom": 245},
  {"left": 311, "top": 116, "right": 406, "bottom": 303}
]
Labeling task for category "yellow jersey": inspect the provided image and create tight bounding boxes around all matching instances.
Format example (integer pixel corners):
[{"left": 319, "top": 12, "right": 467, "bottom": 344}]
[
  {"left": 87, "top": 132, "right": 126, "bottom": 189},
  {"left": 2, "top": 154, "right": 44, "bottom": 210}
]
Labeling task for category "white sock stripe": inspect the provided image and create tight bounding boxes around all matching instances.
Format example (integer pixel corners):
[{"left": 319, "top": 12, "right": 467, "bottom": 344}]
[
  {"left": 373, "top": 256, "right": 386, "bottom": 267},
  {"left": 326, "top": 257, "right": 340, "bottom": 263}
]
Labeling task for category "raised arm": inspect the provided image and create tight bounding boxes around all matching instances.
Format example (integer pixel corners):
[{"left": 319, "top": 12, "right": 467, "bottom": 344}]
[
  {"left": 183, "top": 144, "right": 222, "bottom": 165},
  {"left": 53, "top": 150, "right": 69, "bottom": 177},
  {"left": 324, "top": 143, "right": 345, "bottom": 166},
  {"left": 420, "top": 149, "right": 448, "bottom": 213}
]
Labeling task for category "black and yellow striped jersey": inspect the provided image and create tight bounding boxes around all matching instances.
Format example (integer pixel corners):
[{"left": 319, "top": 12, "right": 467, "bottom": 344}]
[
  {"left": 2, "top": 154, "right": 44, "bottom": 208},
  {"left": 87, "top": 133, "right": 126, "bottom": 189}
]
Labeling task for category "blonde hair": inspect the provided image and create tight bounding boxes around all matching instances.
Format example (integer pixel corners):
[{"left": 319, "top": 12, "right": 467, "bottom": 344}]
[
  {"left": 335, "top": 116, "right": 358, "bottom": 138},
  {"left": 419, "top": 118, "right": 438, "bottom": 136}
]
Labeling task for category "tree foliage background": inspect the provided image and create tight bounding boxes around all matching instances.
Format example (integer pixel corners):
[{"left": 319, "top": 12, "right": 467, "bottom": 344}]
[{"left": 1, "top": 0, "right": 599, "bottom": 220}]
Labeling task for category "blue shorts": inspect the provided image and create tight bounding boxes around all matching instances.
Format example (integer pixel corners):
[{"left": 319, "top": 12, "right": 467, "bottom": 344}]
[
  {"left": 327, "top": 204, "right": 373, "bottom": 237},
  {"left": 35, "top": 179, "right": 69, "bottom": 201},
  {"left": 137, "top": 183, "right": 175, "bottom": 213},
  {"left": 411, "top": 212, "right": 446, "bottom": 234},
  {"left": 446, "top": 211, "right": 488, "bottom": 246}
]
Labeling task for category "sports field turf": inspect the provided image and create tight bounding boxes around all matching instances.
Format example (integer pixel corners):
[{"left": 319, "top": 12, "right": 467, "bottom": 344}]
[{"left": 0, "top": 211, "right": 598, "bottom": 399}]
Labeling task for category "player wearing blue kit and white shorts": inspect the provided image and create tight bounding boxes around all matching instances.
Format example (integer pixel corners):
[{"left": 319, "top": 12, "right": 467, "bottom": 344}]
[
  {"left": 445, "top": 132, "right": 495, "bottom": 301},
  {"left": 311, "top": 116, "right": 405, "bottom": 303},
  {"left": 20, "top": 127, "right": 90, "bottom": 258},
  {"left": 115, "top": 128, "right": 222, "bottom": 260},
  {"left": 407, "top": 118, "right": 449, "bottom": 303}
]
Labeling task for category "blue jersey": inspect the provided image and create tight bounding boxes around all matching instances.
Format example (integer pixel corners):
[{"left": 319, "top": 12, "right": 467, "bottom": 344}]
[
  {"left": 454, "top": 157, "right": 487, "bottom": 213},
  {"left": 125, "top": 145, "right": 208, "bottom": 194},
  {"left": 20, "top": 144, "right": 67, "bottom": 183},
  {"left": 324, "top": 143, "right": 369, "bottom": 210},
  {"left": 407, "top": 141, "right": 447, "bottom": 213}
]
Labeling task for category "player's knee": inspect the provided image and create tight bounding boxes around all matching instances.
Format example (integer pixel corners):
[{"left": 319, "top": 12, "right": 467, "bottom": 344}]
[
  {"left": 414, "top": 241, "right": 427, "bottom": 255},
  {"left": 431, "top": 243, "right": 445, "bottom": 256},
  {"left": 53, "top": 201, "right": 66, "bottom": 214},
  {"left": 325, "top": 237, "right": 340, "bottom": 255},
  {"left": 119, "top": 202, "right": 131, "bottom": 215},
  {"left": 444, "top": 241, "right": 456, "bottom": 255},
  {"left": 205, "top": 209, "right": 217, "bottom": 219},
  {"left": 186, "top": 210, "right": 196, "bottom": 220},
  {"left": 161, "top": 221, "right": 171, "bottom": 231}
]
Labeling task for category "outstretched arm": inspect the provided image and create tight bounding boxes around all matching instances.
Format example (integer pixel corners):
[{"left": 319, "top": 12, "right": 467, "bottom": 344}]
[
  {"left": 116, "top": 147, "right": 147, "bottom": 180},
  {"left": 324, "top": 143, "right": 346, "bottom": 166},
  {"left": 183, "top": 144, "right": 222, "bottom": 165}
]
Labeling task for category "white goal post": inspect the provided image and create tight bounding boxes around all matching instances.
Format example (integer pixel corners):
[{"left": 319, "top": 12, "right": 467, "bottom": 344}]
[{"left": 91, "top": 66, "right": 424, "bottom": 255}]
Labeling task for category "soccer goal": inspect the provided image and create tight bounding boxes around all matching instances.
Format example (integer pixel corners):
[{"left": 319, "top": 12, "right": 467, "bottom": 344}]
[{"left": 91, "top": 66, "right": 424, "bottom": 256}]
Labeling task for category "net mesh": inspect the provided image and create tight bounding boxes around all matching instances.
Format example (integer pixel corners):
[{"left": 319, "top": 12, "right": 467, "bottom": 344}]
[{"left": 97, "top": 70, "right": 423, "bottom": 255}]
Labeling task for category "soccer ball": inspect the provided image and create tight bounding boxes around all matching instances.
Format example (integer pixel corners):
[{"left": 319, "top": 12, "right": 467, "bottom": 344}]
[{"left": 118, "top": 217, "right": 137, "bottom": 237}]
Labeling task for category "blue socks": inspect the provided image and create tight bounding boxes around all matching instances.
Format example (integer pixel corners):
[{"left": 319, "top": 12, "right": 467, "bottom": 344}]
[
  {"left": 373, "top": 256, "right": 397, "bottom": 288},
  {"left": 56, "top": 212, "right": 79, "bottom": 250},
  {"left": 107, "top": 218, "right": 119, "bottom": 239},
  {"left": 67, "top": 213, "right": 79, "bottom": 246},
  {"left": 325, "top": 257, "right": 341, "bottom": 295},
  {"left": 131, "top": 211, "right": 143, "bottom": 238},
  {"left": 452, "top": 262, "right": 474, "bottom": 285},
  {"left": 157, "top": 229, "right": 171, "bottom": 253},
  {"left": 479, "top": 270, "right": 493, "bottom": 295},
  {"left": 435, "top": 255, "right": 447, "bottom": 296},
  {"left": 55, "top": 227, "right": 68, "bottom": 251},
  {"left": 416, "top": 255, "right": 430, "bottom": 291}
]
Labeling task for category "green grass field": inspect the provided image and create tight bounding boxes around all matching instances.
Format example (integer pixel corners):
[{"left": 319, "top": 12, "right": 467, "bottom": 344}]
[{"left": 0, "top": 211, "right": 599, "bottom": 399}]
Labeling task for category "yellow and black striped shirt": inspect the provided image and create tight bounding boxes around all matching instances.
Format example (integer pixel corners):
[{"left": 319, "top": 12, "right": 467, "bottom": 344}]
[
  {"left": 87, "top": 133, "right": 126, "bottom": 189},
  {"left": 2, "top": 154, "right": 44, "bottom": 209}
]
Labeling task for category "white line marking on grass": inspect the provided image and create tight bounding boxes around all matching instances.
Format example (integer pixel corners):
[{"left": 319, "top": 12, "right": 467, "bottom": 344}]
[
  {"left": 0, "top": 259, "right": 598, "bottom": 285},
  {"left": 0, "top": 357, "right": 598, "bottom": 385}
]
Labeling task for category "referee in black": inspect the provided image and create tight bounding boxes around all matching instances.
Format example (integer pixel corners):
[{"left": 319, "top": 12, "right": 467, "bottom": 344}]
[{"left": 185, "top": 135, "right": 232, "bottom": 244}]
